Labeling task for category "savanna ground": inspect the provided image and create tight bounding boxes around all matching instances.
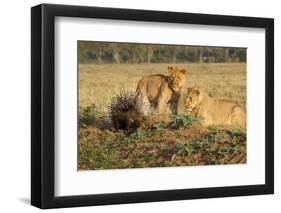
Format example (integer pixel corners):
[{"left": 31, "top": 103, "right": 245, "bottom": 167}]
[{"left": 78, "top": 63, "right": 246, "bottom": 170}]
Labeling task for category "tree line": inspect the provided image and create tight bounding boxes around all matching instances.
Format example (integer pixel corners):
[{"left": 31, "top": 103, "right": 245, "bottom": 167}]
[{"left": 78, "top": 41, "right": 246, "bottom": 64}]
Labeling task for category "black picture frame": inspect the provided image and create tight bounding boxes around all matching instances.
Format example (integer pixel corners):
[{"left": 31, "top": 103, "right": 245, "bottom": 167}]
[{"left": 31, "top": 3, "right": 274, "bottom": 209}]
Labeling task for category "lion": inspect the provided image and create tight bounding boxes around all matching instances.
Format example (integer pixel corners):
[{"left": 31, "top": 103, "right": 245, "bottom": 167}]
[
  {"left": 184, "top": 87, "right": 246, "bottom": 128},
  {"left": 136, "top": 66, "right": 187, "bottom": 115}
]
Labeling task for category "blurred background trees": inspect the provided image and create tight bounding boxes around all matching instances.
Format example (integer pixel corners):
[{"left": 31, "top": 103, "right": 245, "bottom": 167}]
[{"left": 78, "top": 41, "right": 246, "bottom": 64}]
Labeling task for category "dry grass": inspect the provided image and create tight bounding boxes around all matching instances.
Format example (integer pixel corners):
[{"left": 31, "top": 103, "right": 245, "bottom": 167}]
[{"left": 79, "top": 63, "right": 246, "bottom": 112}]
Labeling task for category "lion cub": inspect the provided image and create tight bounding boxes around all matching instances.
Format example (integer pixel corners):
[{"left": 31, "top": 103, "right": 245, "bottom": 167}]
[
  {"left": 184, "top": 87, "right": 246, "bottom": 128},
  {"left": 136, "top": 66, "right": 187, "bottom": 115}
]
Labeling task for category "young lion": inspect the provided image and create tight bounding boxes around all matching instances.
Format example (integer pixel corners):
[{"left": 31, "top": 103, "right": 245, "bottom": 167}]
[
  {"left": 184, "top": 87, "right": 246, "bottom": 128},
  {"left": 136, "top": 66, "right": 187, "bottom": 115}
]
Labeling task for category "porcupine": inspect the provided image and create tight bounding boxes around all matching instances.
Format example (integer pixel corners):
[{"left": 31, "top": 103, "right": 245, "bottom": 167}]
[{"left": 108, "top": 90, "right": 147, "bottom": 134}]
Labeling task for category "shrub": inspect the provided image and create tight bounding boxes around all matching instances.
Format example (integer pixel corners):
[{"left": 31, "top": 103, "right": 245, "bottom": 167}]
[
  {"left": 176, "top": 141, "right": 200, "bottom": 156},
  {"left": 115, "top": 128, "right": 147, "bottom": 144},
  {"left": 79, "top": 104, "right": 99, "bottom": 127},
  {"left": 226, "top": 128, "right": 246, "bottom": 139},
  {"left": 170, "top": 114, "right": 198, "bottom": 129},
  {"left": 153, "top": 121, "right": 166, "bottom": 133}
]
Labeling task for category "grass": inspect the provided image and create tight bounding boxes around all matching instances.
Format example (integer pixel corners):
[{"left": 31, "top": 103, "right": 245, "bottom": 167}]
[{"left": 78, "top": 63, "right": 247, "bottom": 170}]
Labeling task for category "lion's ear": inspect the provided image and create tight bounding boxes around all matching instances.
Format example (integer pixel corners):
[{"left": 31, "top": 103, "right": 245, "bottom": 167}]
[
  {"left": 167, "top": 66, "right": 174, "bottom": 74},
  {"left": 194, "top": 88, "right": 200, "bottom": 95},
  {"left": 180, "top": 69, "right": 187, "bottom": 75}
]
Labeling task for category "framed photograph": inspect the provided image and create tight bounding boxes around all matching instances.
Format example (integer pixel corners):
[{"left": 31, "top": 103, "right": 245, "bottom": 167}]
[{"left": 31, "top": 3, "right": 274, "bottom": 209}]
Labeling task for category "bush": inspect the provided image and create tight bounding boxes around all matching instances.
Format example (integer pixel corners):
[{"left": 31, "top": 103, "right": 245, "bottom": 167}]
[
  {"left": 176, "top": 142, "right": 198, "bottom": 156},
  {"left": 170, "top": 114, "right": 198, "bottom": 129},
  {"left": 115, "top": 128, "right": 148, "bottom": 144},
  {"left": 153, "top": 121, "right": 166, "bottom": 133},
  {"left": 79, "top": 104, "right": 99, "bottom": 127}
]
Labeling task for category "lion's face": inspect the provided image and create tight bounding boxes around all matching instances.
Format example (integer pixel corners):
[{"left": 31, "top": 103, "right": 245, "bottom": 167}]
[
  {"left": 168, "top": 66, "right": 187, "bottom": 92},
  {"left": 184, "top": 88, "right": 202, "bottom": 112}
]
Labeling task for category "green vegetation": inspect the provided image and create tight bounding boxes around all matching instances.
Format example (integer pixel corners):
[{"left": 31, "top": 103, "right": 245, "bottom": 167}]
[
  {"left": 170, "top": 114, "right": 198, "bottom": 129},
  {"left": 78, "top": 106, "right": 246, "bottom": 170},
  {"left": 78, "top": 104, "right": 99, "bottom": 127},
  {"left": 78, "top": 41, "right": 246, "bottom": 64},
  {"left": 175, "top": 128, "right": 247, "bottom": 164}
]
